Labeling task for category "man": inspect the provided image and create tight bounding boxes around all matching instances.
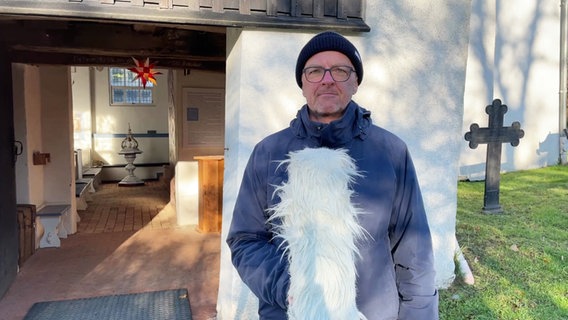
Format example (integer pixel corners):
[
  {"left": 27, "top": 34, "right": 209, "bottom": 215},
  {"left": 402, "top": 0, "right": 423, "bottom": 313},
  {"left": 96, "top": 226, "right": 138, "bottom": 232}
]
[{"left": 227, "top": 31, "right": 439, "bottom": 319}]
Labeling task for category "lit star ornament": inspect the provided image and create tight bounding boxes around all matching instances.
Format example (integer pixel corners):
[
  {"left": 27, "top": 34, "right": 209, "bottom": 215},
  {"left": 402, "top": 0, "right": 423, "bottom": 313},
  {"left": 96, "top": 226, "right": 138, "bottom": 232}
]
[{"left": 128, "top": 57, "right": 162, "bottom": 89}]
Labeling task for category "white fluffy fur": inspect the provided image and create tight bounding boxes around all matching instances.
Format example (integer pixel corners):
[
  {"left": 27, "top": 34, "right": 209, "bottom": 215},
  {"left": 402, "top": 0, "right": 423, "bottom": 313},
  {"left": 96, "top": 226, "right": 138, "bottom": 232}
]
[{"left": 268, "top": 148, "right": 367, "bottom": 320}]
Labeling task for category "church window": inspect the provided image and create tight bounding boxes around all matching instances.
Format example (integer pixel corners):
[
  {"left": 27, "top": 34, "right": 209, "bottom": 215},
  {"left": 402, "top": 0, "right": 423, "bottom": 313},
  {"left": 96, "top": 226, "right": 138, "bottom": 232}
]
[{"left": 109, "top": 67, "right": 154, "bottom": 106}]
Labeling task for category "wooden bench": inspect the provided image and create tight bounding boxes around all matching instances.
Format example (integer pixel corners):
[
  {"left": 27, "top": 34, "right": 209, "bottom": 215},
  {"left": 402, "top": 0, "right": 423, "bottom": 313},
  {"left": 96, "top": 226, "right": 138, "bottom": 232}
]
[
  {"left": 76, "top": 179, "right": 93, "bottom": 210},
  {"left": 37, "top": 205, "right": 70, "bottom": 248},
  {"left": 75, "top": 168, "right": 101, "bottom": 211},
  {"left": 82, "top": 167, "right": 102, "bottom": 189}
]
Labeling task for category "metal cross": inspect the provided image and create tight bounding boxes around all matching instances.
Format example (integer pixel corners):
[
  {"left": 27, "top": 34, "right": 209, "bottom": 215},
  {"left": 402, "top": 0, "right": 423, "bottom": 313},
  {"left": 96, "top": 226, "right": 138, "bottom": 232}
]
[{"left": 464, "top": 99, "right": 525, "bottom": 214}]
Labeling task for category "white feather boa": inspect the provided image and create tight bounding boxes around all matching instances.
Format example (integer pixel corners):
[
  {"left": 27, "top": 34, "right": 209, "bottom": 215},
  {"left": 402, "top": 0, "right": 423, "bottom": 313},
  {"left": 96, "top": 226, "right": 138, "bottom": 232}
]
[{"left": 268, "top": 148, "right": 368, "bottom": 320}]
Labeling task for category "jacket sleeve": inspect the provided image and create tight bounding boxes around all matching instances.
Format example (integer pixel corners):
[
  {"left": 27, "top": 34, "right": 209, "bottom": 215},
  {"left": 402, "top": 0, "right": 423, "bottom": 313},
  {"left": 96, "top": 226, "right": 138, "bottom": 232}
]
[
  {"left": 389, "top": 149, "right": 439, "bottom": 320},
  {"left": 226, "top": 146, "right": 290, "bottom": 310}
]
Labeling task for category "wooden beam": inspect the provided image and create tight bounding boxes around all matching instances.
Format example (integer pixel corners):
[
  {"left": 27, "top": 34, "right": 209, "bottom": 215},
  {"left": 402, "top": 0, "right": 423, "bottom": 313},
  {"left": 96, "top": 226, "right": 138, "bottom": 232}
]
[
  {"left": 187, "top": 0, "right": 200, "bottom": 10},
  {"left": 266, "top": 0, "right": 277, "bottom": 16},
  {"left": 337, "top": 0, "right": 347, "bottom": 19},
  {"left": 0, "top": 21, "right": 226, "bottom": 62},
  {"left": 240, "top": 0, "right": 251, "bottom": 15},
  {"left": 313, "top": 0, "right": 324, "bottom": 18},
  {"left": 8, "top": 49, "right": 226, "bottom": 71},
  {"left": 160, "top": 0, "right": 173, "bottom": 9},
  {"left": 0, "top": 1, "right": 370, "bottom": 32},
  {"left": 212, "top": 0, "right": 223, "bottom": 13},
  {"left": 290, "top": 0, "right": 300, "bottom": 17}
]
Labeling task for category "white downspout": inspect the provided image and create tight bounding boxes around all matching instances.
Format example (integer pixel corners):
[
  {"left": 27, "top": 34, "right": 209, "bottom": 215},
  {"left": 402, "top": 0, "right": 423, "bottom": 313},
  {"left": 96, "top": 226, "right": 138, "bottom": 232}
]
[{"left": 559, "top": 0, "right": 567, "bottom": 164}]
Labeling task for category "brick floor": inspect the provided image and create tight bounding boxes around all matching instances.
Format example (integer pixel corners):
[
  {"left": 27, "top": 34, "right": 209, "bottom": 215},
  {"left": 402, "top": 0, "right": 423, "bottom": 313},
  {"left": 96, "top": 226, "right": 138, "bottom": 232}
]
[
  {"left": 0, "top": 179, "right": 220, "bottom": 320},
  {"left": 77, "top": 181, "right": 174, "bottom": 234}
]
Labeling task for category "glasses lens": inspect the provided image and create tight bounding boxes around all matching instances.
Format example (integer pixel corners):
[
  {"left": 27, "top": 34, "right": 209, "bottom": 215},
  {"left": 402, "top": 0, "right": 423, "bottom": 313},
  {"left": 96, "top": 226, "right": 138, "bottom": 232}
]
[
  {"left": 303, "top": 67, "right": 353, "bottom": 83},
  {"left": 304, "top": 67, "right": 324, "bottom": 82},
  {"left": 331, "top": 67, "right": 350, "bottom": 81}
]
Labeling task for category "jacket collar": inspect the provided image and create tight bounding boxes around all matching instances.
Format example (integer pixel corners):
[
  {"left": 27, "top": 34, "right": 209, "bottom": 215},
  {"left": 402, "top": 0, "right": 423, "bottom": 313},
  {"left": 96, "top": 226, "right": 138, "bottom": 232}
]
[{"left": 291, "top": 101, "right": 371, "bottom": 148}]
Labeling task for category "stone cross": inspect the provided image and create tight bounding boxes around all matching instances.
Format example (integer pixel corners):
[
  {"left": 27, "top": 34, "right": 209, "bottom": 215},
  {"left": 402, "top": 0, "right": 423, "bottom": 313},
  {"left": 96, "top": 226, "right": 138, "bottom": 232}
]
[{"left": 464, "top": 99, "right": 524, "bottom": 214}]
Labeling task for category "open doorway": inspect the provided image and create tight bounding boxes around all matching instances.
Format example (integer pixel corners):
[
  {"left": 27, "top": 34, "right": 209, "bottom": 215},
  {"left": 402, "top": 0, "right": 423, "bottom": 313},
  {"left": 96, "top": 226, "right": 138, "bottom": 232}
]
[{"left": 2, "top": 18, "right": 226, "bottom": 319}]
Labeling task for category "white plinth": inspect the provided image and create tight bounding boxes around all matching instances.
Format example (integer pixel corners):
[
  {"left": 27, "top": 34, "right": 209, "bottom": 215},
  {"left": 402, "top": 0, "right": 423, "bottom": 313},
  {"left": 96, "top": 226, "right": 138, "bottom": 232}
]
[{"left": 175, "top": 161, "right": 199, "bottom": 226}]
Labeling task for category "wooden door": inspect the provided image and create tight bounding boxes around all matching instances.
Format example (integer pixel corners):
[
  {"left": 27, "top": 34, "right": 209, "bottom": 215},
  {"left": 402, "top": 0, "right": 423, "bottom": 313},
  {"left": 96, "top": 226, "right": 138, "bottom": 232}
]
[{"left": 0, "top": 46, "right": 18, "bottom": 299}]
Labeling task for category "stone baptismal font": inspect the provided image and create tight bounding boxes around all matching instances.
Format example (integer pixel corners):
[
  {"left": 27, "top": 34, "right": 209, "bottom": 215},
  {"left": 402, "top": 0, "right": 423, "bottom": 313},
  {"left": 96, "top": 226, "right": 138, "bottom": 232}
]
[{"left": 118, "top": 124, "right": 144, "bottom": 186}]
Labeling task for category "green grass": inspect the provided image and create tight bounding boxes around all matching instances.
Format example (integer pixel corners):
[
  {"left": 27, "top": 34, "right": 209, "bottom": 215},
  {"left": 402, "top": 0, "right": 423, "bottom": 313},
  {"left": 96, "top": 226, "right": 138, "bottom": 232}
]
[{"left": 439, "top": 165, "right": 568, "bottom": 320}]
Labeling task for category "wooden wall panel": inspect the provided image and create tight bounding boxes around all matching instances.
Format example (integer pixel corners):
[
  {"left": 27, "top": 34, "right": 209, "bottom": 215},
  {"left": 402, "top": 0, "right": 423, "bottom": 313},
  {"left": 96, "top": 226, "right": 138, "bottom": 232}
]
[
  {"left": 160, "top": 0, "right": 173, "bottom": 8},
  {"left": 266, "top": 0, "right": 277, "bottom": 16},
  {"left": 313, "top": 0, "right": 324, "bottom": 18},
  {"left": 0, "top": 0, "right": 370, "bottom": 32},
  {"left": 212, "top": 0, "right": 224, "bottom": 12}
]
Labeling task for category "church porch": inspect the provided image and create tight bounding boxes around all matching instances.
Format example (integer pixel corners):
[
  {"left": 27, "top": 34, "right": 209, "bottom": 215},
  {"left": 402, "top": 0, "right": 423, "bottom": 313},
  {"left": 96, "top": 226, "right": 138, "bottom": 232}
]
[{"left": 0, "top": 180, "right": 221, "bottom": 320}]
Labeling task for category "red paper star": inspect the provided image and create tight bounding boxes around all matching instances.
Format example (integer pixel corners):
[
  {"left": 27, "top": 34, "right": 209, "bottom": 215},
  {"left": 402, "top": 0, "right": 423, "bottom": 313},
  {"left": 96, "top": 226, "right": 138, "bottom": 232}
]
[{"left": 128, "top": 57, "right": 162, "bottom": 89}]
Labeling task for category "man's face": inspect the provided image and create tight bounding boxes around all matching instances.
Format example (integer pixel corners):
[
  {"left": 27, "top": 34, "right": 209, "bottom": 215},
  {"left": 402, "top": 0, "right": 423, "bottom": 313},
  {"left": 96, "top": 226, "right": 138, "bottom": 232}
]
[{"left": 301, "top": 51, "right": 359, "bottom": 124}]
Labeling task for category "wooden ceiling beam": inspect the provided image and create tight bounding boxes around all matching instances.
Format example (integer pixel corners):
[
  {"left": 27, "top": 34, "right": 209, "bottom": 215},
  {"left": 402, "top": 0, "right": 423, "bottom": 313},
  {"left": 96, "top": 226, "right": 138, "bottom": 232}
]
[
  {"left": 8, "top": 50, "right": 225, "bottom": 71},
  {"left": 0, "top": 19, "right": 226, "bottom": 71}
]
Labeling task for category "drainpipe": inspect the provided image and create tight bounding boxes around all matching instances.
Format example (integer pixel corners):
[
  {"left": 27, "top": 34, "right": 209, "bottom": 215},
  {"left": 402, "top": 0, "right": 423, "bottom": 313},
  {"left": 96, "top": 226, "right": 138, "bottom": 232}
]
[{"left": 560, "top": 0, "right": 567, "bottom": 164}]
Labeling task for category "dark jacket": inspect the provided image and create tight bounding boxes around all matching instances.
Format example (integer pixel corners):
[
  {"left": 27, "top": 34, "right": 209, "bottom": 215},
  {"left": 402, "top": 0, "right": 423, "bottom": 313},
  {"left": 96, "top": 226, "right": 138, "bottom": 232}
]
[{"left": 227, "top": 101, "right": 439, "bottom": 319}]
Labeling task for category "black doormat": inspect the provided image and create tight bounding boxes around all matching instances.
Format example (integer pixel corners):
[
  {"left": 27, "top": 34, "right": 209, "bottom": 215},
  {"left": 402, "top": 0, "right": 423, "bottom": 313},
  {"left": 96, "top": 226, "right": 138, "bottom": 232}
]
[{"left": 24, "top": 289, "right": 192, "bottom": 320}]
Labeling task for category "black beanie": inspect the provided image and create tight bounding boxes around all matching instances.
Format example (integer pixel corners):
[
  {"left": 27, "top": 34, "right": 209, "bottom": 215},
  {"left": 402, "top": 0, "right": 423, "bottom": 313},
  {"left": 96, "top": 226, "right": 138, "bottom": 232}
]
[{"left": 295, "top": 31, "right": 363, "bottom": 88}]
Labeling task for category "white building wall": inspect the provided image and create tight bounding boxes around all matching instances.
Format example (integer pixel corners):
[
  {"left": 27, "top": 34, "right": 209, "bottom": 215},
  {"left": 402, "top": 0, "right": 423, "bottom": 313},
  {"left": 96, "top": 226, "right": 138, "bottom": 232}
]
[
  {"left": 41, "top": 66, "right": 74, "bottom": 204},
  {"left": 13, "top": 65, "right": 77, "bottom": 234},
  {"left": 460, "top": 0, "right": 562, "bottom": 180},
  {"left": 40, "top": 66, "right": 77, "bottom": 233},
  {"left": 13, "top": 64, "right": 45, "bottom": 206},
  {"left": 218, "top": 1, "right": 473, "bottom": 317},
  {"left": 71, "top": 66, "right": 93, "bottom": 169},
  {"left": 218, "top": 29, "right": 266, "bottom": 319},
  {"left": 26, "top": 67, "right": 44, "bottom": 206},
  {"left": 13, "top": 64, "right": 31, "bottom": 204}
]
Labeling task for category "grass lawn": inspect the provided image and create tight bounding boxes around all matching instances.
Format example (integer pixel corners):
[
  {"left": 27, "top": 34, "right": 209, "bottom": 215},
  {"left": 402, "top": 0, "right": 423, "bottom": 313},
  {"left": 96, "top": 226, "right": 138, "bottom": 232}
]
[{"left": 439, "top": 165, "right": 568, "bottom": 320}]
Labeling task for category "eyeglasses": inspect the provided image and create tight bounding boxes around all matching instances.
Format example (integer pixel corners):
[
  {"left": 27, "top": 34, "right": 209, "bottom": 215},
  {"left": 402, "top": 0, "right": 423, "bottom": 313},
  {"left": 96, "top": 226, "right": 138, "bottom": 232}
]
[{"left": 302, "top": 66, "right": 355, "bottom": 83}]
